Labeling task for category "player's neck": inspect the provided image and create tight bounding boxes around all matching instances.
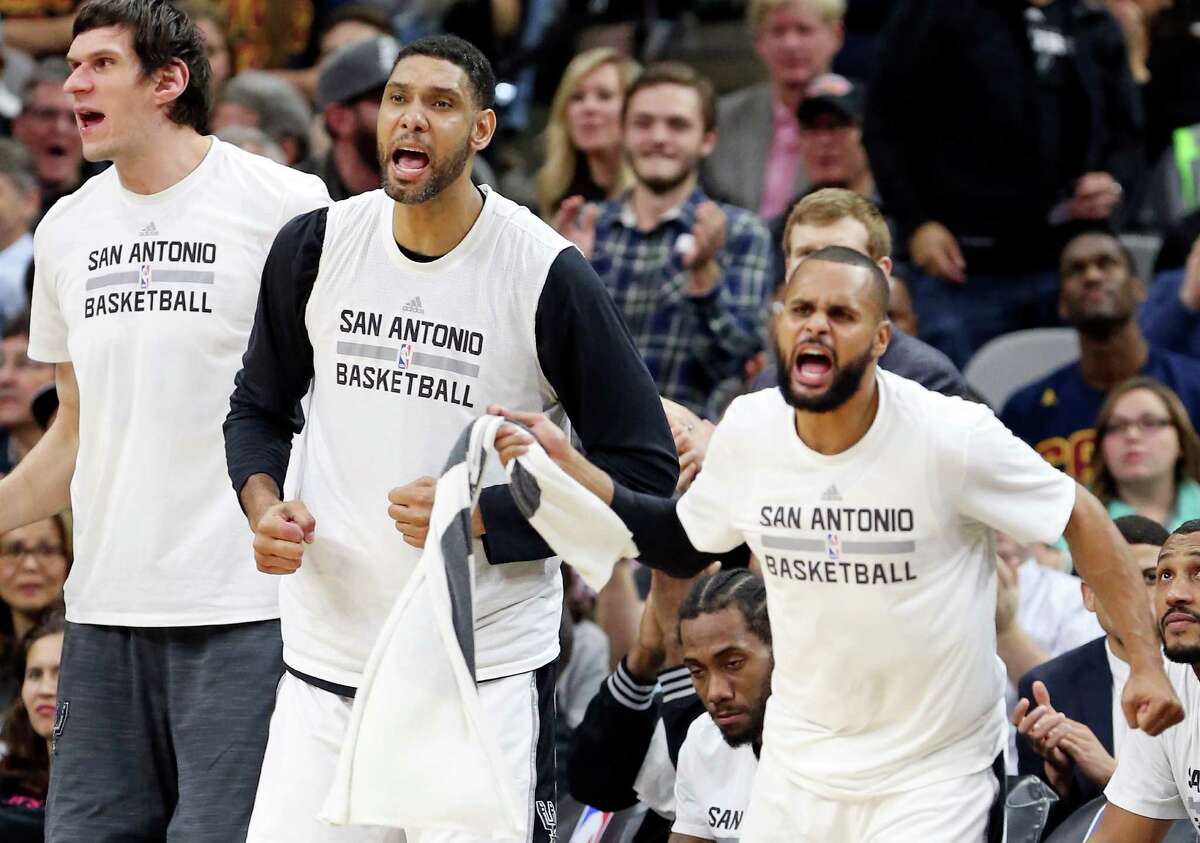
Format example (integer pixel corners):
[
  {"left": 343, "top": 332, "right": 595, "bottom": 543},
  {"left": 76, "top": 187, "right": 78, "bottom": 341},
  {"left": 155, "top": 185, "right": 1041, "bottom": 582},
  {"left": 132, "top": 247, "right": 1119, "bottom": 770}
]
[
  {"left": 1077, "top": 321, "right": 1148, "bottom": 391},
  {"left": 391, "top": 172, "right": 484, "bottom": 258},
  {"left": 630, "top": 172, "right": 697, "bottom": 232},
  {"left": 113, "top": 126, "right": 211, "bottom": 196},
  {"left": 792, "top": 370, "right": 880, "bottom": 455}
]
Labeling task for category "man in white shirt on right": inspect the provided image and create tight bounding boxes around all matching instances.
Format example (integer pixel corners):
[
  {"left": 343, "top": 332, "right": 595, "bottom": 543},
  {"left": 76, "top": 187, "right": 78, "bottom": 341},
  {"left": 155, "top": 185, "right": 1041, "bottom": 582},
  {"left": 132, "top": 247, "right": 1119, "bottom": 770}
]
[
  {"left": 1090, "top": 519, "right": 1200, "bottom": 840},
  {"left": 494, "top": 245, "right": 1183, "bottom": 841}
]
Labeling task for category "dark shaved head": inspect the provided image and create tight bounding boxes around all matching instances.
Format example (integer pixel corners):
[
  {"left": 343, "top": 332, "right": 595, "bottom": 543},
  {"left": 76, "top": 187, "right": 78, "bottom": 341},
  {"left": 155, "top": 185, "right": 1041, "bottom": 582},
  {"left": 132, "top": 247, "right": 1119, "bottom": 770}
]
[{"left": 787, "top": 245, "right": 890, "bottom": 319}]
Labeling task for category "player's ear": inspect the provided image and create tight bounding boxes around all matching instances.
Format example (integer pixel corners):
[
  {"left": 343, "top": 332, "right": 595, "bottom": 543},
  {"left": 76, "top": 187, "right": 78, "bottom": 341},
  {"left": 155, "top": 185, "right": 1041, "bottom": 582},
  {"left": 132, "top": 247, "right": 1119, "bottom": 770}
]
[
  {"left": 873, "top": 318, "right": 891, "bottom": 359},
  {"left": 471, "top": 109, "right": 497, "bottom": 153}
]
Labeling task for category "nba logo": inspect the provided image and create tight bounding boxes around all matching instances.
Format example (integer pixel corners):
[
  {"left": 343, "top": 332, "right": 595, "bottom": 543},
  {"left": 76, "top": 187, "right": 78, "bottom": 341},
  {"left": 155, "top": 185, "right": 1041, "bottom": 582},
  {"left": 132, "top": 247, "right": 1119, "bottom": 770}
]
[
  {"left": 826, "top": 532, "right": 841, "bottom": 560},
  {"left": 396, "top": 342, "right": 414, "bottom": 370},
  {"left": 138, "top": 264, "right": 151, "bottom": 290}
]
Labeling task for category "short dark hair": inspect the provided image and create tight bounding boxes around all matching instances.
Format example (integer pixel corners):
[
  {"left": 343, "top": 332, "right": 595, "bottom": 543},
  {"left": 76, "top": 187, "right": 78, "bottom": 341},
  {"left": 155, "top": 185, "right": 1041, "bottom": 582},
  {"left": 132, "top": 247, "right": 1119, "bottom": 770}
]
[
  {"left": 623, "top": 61, "right": 717, "bottom": 133},
  {"left": 1115, "top": 514, "right": 1170, "bottom": 547},
  {"left": 1060, "top": 227, "right": 1138, "bottom": 279},
  {"left": 790, "top": 244, "right": 890, "bottom": 316},
  {"left": 679, "top": 569, "right": 771, "bottom": 647},
  {"left": 1171, "top": 519, "right": 1200, "bottom": 538},
  {"left": 392, "top": 34, "right": 495, "bottom": 111},
  {"left": 73, "top": 0, "right": 212, "bottom": 133}
]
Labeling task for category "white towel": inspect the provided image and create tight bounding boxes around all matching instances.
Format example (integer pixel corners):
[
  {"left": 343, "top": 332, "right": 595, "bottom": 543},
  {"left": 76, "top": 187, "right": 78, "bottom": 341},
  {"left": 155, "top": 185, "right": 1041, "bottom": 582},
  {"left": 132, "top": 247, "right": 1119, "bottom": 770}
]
[{"left": 320, "top": 414, "right": 639, "bottom": 836}]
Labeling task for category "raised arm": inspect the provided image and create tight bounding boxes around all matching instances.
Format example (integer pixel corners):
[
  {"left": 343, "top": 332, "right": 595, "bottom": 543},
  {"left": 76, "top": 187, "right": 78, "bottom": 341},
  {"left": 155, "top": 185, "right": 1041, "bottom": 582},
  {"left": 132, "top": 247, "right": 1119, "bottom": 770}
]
[
  {"left": 0, "top": 361, "right": 78, "bottom": 532},
  {"left": 491, "top": 406, "right": 745, "bottom": 578},
  {"left": 1065, "top": 483, "right": 1182, "bottom": 734}
]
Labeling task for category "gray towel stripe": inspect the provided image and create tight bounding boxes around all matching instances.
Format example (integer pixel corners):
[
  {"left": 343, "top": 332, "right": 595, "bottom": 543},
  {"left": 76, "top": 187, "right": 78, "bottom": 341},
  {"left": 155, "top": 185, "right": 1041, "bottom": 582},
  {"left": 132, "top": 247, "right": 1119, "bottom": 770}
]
[
  {"left": 761, "top": 535, "right": 915, "bottom": 555},
  {"left": 440, "top": 511, "right": 476, "bottom": 679},
  {"left": 411, "top": 351, "right": 480, "bottom": 377},
  {"left": 336, "top": 341, "right": 397, "bottom": 362},
  {"left": 438, "top": 423, "right": 481, "bottom": 681}
]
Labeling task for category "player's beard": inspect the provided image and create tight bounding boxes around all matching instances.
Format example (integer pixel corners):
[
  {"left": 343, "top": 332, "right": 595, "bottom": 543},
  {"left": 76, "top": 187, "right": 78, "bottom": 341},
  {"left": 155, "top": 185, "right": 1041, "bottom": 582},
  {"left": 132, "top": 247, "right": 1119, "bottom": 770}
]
[
  {"left": 1161, "top": 609, "right": 1200, "bottom": 664},
  {"left": 774, "top": 341, "right": 872, "bottom": 413},
  {"left": 378, "top": 132, "right": 472, "bottom": 205},
  {"left": 1164, "top": 643, "right": 1200, "bottom": 664},
  {"left": 717, "top": 671, "right": 772, "bottom": 749}
]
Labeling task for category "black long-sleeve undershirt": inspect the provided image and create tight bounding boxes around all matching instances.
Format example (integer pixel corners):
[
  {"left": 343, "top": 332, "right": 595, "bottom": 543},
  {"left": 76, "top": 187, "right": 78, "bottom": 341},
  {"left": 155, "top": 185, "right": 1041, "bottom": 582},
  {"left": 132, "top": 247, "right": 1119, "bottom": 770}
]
[
  {"left": 609, "top": 484, "right": 750, "bottom": 577},
  {"left": 224, "top": 205, "right": 678, "bottom": 563}
]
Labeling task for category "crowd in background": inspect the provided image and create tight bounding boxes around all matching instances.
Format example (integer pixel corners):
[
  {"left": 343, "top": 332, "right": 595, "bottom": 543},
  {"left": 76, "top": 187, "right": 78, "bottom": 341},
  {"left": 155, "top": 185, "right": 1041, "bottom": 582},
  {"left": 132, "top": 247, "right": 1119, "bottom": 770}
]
[{"left": 0, "top": 0, "right": 1198, "bottom": 840}]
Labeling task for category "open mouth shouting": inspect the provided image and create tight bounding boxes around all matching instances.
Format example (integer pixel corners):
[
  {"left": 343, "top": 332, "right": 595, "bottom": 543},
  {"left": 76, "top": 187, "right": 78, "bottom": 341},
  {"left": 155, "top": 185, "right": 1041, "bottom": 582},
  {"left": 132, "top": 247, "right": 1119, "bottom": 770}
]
[
  {"left": 389, "top": 145, "right": 431, "bottom": 182},
  {"left": 791, "top": 343, "right": 836, "bottom": 391},
  {"left": 74, "top": 107, "right": 106, "bottom": 135}
]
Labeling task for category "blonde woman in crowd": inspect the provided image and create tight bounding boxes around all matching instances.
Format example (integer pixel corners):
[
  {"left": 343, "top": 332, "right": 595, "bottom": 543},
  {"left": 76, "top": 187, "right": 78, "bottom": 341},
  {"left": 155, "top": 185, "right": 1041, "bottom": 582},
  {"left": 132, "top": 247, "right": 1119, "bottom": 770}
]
[{"left": 537, "top": 47, "right": 639, "bottom": 220}]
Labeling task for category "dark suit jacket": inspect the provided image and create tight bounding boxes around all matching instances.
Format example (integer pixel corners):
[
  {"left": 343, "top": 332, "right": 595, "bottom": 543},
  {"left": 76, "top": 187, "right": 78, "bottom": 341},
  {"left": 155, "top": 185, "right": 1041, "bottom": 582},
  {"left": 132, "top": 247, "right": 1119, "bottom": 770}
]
[{"left": 1017, "top": 636, "right": 1114, "bottom": 838}]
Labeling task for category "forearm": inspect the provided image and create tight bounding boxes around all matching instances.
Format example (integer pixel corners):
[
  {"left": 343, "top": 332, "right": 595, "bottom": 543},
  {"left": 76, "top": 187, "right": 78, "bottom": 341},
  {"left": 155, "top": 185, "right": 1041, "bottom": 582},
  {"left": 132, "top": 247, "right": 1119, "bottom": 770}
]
[
  {"left": 548, "top": 447, "right": 716, "bottom": 576},
  {"left": 0, "top": 418, "right": 76, "bottom": 532},
  {"left": 996, "top": 624, "right": 1051, "bottom": 684},
  {"left": 4, "top": 15, "right": 76, "bottom": 55},
  {"left": 595, "top": 560, "right": 643, "bottom": 670},
  {"left": 239, "top": 473, "right": 283, "bottom": 531},
  {"left": 1067, "top": 486, "right": 1163, "bottom": 670}
]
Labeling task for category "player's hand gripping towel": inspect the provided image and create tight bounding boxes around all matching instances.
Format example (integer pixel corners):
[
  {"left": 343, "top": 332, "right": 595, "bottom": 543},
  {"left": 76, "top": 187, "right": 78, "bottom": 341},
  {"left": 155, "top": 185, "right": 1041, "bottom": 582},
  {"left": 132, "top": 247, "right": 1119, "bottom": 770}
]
[{"left": 320, "top": 413, "right": 638, "bottom": 836}]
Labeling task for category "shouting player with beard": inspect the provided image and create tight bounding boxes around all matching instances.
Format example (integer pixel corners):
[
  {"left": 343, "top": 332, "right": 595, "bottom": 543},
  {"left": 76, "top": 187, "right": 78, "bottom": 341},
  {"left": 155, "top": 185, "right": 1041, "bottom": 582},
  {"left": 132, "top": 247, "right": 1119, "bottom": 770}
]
[
  {"left": 225, "top": 34, "right": 676, "bottom": 843},
  {"left": 494, "top": 245, "right": 1181, "bottom": 842}
]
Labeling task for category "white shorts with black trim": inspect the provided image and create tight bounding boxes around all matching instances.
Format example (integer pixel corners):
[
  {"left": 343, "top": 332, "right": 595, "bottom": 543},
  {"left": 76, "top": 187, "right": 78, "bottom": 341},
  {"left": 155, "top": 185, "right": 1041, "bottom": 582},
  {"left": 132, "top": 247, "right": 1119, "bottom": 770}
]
[{"left": 247, "top": 663, "right": 558, "bottom": 843}]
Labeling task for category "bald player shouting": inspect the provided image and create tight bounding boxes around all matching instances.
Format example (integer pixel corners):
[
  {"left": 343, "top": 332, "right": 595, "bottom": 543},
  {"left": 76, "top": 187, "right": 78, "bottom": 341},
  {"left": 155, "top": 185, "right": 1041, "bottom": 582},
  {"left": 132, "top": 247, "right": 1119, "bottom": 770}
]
[{"left": 493, "top": 245, "right": 1181, "bottom": 843}]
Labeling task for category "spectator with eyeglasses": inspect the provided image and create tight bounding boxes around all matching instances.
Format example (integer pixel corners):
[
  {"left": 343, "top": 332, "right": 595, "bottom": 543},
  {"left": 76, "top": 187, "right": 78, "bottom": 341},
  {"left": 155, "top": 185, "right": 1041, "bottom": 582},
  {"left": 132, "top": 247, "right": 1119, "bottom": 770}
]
[
  {"left": 1090, "top": 378, "right": 1200, "bottom": 531},
  {"left": 1001, "top": 230, "right": 1200, "bottom": 484},
  {"left": 0, "top": 513, "right": 69, "bottom": 712}
]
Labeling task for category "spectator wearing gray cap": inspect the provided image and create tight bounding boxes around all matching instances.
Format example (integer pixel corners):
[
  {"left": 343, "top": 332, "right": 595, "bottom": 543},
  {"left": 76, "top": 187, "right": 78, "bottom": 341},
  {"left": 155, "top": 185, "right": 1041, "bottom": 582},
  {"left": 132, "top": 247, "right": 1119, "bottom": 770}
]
[
  {"left": 211, "top": 70, "right": 312, "bottom": 166},
  {"left": 301, "top": 34, "right": 496, "bottom": 200},
  {"left": 301, "top": 34, "right": 400, "bottom": 200}
]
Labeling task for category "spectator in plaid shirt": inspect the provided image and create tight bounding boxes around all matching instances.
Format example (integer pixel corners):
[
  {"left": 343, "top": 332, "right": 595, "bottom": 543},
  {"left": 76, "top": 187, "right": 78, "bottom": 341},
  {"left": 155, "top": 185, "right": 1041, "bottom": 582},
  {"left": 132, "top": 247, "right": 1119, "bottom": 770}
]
[{"left": 554, "top": 62, "right": 772, "bottom": 419}]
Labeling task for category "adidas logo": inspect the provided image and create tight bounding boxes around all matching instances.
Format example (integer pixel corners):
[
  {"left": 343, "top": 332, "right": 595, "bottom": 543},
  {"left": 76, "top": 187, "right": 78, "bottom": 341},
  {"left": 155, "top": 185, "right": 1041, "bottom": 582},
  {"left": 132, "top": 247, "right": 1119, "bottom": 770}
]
[
  {"left": 402, "top": 296, "right": 424, "bottom": 314},
  {"left": 138, "top": 221, "right": 159, "bottom": 237},
  {"left": 821, "top": 484, "right": 842, "bottom": 502}
]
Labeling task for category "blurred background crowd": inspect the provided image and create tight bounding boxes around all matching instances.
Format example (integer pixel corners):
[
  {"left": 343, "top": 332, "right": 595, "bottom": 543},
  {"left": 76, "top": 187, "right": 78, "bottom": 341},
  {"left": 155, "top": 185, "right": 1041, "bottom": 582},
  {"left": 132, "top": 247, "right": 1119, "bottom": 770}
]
[{"left": 0, "top": 0, "right": 1198, "bottom": 840}]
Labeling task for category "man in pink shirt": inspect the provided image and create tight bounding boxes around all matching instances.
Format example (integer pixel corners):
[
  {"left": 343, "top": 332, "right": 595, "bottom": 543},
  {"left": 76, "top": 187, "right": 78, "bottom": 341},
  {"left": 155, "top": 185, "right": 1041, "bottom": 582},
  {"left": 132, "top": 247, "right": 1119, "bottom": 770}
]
[{"left": 702, "top": 0, "right": 844, "bottom": 217}]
